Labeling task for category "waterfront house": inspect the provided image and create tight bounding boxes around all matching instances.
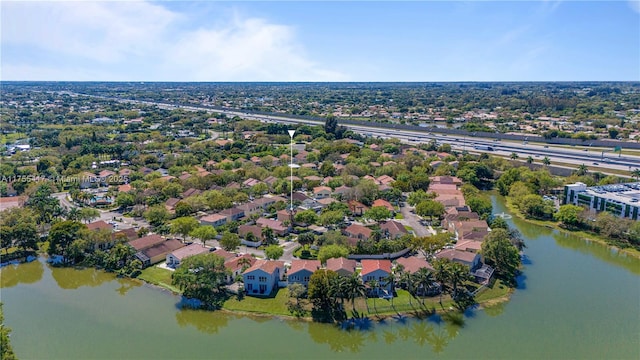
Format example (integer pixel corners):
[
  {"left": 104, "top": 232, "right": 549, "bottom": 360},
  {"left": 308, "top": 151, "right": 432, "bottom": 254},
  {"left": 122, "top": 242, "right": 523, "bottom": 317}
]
[
  {"left": 243, "top": 260, "right": 285, "bottom": 296},
  {"left": 325, "top": 257, "right": 357, "bottom": 277},
  {"left": 166, "top": 243, "right": 211, "bottom": 268},
  {"left": 360, "top": 259, "right": 393, "bottom": 296},
  {"left": 287, "top": 260, "right": 321, "bottom": 287},
  {"left": 435, "top": 249, "right": 481, "bottom": 271}
]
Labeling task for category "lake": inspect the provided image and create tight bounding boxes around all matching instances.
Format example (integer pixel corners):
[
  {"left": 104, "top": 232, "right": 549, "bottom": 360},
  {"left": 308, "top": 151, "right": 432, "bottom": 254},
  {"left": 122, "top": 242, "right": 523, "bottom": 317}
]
[{"left": 2, "top": 195, "right": 639, "bottom": 359}]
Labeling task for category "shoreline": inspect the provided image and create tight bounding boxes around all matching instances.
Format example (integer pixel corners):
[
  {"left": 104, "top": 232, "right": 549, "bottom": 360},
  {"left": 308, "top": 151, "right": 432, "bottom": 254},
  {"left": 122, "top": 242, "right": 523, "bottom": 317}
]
[
  {"left": 502, "top": 198, "right": 640, "bottom": 260},
  {"left": 135, "top": 269, "right": 515, "bottom": 322}
]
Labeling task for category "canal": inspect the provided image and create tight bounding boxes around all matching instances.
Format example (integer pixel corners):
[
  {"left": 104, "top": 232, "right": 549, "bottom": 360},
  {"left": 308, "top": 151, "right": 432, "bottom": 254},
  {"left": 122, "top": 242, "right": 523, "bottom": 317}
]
[{"left": 1, "top": 195, "right": 639, "bottom": 359}]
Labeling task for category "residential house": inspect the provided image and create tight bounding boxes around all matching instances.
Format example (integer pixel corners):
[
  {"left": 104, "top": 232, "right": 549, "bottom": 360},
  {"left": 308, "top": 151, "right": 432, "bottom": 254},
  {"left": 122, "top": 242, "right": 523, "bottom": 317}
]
[
  {"left": 182, "top": 188, "right": 202, "bottom": 198},
  {"left": 287, "top": 260, "right": 321, "bottom": 287},
  {"left": 435, "top": 249, "right": 481, "bottom": 271},
  {"left": 243, "top": 260, "right": 285, "bottom": 296},
  {"left": 128, "top": 235, "right": 184, "bottom": 267},
  {"left": 313, "top": 186, "right": 332, "bottom": 199},
  {"left": 380, "top": 220, "right": 408, "bottom": 239},
  {"left": 237, "top": 202, "right": 263, "bottom": 218},
  {"left": 256, "top": 218, "right": 289, "bottom": 236},
  {"left": 166, "top": 243, "right": 211, "bottom": 268},
  {"left": 224, "top": 254, "right": 256, "bottom": 284},
  {"left": 325, "top": 257, "right": 357, "bottom": 277},
  {"left": 86, "top": 220, "right": 113, "bottom": 232},
  {"left": 348, "top": 200, "right": 368, "bottom": 216},
  {"left": 200, "top": 213, "right": 227, "bottom": 227},
  {"left": 454, "top": 240, "right": 483, "bottom": 253},
  {"left": 113, "top": 228, "right": 138, "bottom": 242},
  {"left": 360, "top": 259, "right": 393, "bottom": 296},
  {"left": 372, "top": 199, "right": 394, "bottom": 212},
  {"left": 395, "top": 256, "right": 433, "bottom": 273},
  {"left": 165, "top": 198, "right": 180, "bottom": 213},
  {"left": 219, "top": 207, "right": 245, "bottom": 222},
  {"left": 343, "top": 224, "right": 373, "bottom": 240},
  {"left": 238, "top": 225, "right": 263, "bottom": 246},
  {"left": 118, "top": 184, "right": 132, "bottom": 193}
]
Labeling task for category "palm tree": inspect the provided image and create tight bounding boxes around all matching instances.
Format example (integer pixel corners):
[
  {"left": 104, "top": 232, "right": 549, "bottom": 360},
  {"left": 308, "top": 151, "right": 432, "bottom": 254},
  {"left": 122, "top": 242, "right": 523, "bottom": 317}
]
[
  {"left": 329, "top": 275, "right": 347, "bottom": 310},
  {"left": 432, "top": 259, "right": 451, "bottom": 306},
  {"left": 510, "top": 152, "right": 519, "bottom": 160},
  {"left": 448, "top": 263, "right": 471, "bottom": 299},
  {"left": 383, "top": 272, "right": 397, "bottom": 312},
  {"left": 238, "top": 257, "right": 252, "bottom": 273},
  {"left": 542, "top": 156, "right": 551, "bottom": 166},
  {"left": 576, "top": 164, "right": 588, "bottom": 176},
  {"left": 345, "top": 274, "right": 366, "bottom": 313},
  {"left": 368, "top": 279, "right": 379, "bottom": 313},
  {"left": 261, "top": 227, "right": 275, "bottom": 245},
  {"left": 413, "top": 267, "right": 435, "bottom": 306},
  {"left": 526, "top": 156, "right": 534, "bottom": 164},
  {"left": 631, "top": 168, "right": 640, "bottom": 181},
  {"left": 67, "top": 207, "right": 81, "bottom": 221},
  {"left": 400, "top": 271, "right": 415, "bottom": 306}
]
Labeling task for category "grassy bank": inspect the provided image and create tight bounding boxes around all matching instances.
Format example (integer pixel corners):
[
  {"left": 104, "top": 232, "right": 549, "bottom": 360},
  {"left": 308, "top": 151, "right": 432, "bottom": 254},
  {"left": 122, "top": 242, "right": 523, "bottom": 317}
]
[
  {"left": 223, "top": 288, "right": 292, "bottom": 316},
  {"left": 504, "top": 198, "right": 640, "bottom": 260},
  {"left": 137, "top": 266, "right": 182, "bottom": 294}
]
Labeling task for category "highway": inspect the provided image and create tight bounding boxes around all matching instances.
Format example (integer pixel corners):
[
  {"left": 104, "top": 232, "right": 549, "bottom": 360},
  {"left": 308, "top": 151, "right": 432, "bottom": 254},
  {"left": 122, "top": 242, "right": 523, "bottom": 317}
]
[{"left": 75, "top": 93, "right": 640, "bottom": 174}]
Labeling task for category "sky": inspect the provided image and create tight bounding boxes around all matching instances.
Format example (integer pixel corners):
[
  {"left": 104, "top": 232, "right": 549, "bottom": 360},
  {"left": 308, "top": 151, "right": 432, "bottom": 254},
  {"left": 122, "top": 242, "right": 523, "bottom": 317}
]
[{"left": 1, "top": 1, "right": 639, "bottom": 82}]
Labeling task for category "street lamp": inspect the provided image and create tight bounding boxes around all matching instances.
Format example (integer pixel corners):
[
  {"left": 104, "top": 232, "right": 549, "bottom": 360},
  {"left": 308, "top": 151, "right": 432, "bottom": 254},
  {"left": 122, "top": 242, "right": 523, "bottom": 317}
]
[{"left": 287, "top": 130, "right": 299, "bottom": 215}]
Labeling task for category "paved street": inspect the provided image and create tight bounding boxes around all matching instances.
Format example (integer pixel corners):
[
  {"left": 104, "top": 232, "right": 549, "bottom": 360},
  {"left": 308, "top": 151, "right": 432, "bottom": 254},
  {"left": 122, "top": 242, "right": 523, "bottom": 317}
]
[{"left": 398, "top": 202, "right": 436, "bottom": 237}]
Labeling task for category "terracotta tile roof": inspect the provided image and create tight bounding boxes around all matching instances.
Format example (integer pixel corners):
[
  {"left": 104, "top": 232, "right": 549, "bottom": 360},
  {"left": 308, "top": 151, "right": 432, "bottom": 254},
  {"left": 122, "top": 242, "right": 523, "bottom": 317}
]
[
  {"left": 0, "top": 196, "right": 26, "bottom": 211},
  {"left": 128, "top": 234, "right": 165, "bottom": 251},
  {"left": 224, "top": 254, "right": 256, "bottom": 273},
  {"left": 436, "top": 249, "right": 478, "bottom": 263},
  {"left": 86, "top": 220, "right": 113, "bottom": 231},
  {"left": 380, "top": 220, "right": 408, "bottom": 236},
  {"left": 212, "top": 248, "right": 237, "bottom": 261},
  {"left": 243, "top": 259, "right": 284, "bottom": 275},
  {"left": 360, "top": 259, "right": 392, "bottom": 276},
  {"left": 395, "top": 256, "right": 433, "bottom": 273},
  {"left": 118, "top": 184, "right": 132, "bottom": 193},
  {"left": 372, "top": 199, "right": 394, "bottom": 211},
  {"left": 288, "top": 260, "right": 321, "bottom": 275},
  {"left": 454, "top": 240, "right": 483, "bottom": 252},
  {"left": 344, "top": 224, "right": 372, "bottom": 239},
  {"left": 142, "top": 239, "right": 184, "bottom": 259},
  {"left": 170, "top": 243, "right": 210, "bottom": 261},
  {"left": 200, "top": 214, "right": 226, "bottom": 223},
  {"left": 325, "top": 257, "right": 357, "bottom": 273},
  {"left": 313, "top": 186, "right": 331, "bottom": 194},
  {"left": 113, "top": 228, "right": 138, "bottom": 241}
]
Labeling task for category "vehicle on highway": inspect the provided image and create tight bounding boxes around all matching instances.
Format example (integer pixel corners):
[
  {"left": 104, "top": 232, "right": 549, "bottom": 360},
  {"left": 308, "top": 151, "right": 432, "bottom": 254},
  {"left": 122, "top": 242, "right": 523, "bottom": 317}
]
[
  {"left": 593, "top": 162, "right": 599, "bottom": 165},
  {"left": 473, "top": 145, "right": 494, "bottom": 151}
]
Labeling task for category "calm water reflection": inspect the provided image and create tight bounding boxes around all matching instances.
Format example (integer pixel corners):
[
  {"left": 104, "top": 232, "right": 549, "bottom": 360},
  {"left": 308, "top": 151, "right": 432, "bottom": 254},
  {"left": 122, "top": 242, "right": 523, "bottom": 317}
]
[{"left": 1, "top": 195, "right": 638, "bottom": 359}]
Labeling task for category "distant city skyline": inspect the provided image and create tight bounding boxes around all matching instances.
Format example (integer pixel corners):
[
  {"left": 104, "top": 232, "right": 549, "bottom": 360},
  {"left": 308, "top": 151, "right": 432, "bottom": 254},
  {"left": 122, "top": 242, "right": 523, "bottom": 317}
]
[{"left": 2, "top": 1, "right": 639, "bottom": 82}]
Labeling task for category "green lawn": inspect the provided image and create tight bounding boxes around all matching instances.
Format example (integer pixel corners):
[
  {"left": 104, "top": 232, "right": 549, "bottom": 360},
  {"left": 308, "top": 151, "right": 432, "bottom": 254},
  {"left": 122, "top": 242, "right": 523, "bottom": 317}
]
[
  {"left": 223, "top": 288, "right": 292, "bottom": 316},
  {"left": 394, "top": 213, "right": 404, "bottom": 220},
  {"left": 137, "top": 266, "right": 181, "bottom": 294},
  {"left": 293, "top": 246, "right": 318, "bottom": 259}
]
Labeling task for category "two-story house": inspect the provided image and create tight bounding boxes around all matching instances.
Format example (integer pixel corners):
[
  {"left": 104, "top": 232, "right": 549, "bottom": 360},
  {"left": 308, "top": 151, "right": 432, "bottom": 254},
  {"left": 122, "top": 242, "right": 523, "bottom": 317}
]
[
  {"left": 287, "top": 260, "right": 321, "bottom": 287},
  {"left": 243, "top": 260, "right": 285, "bottom": 296}
]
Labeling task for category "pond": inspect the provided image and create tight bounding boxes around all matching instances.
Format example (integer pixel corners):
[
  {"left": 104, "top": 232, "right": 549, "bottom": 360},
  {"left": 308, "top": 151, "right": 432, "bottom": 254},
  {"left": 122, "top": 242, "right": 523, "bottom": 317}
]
[{"left": 1, "top": 195, "right": 638, "bottom": 359}]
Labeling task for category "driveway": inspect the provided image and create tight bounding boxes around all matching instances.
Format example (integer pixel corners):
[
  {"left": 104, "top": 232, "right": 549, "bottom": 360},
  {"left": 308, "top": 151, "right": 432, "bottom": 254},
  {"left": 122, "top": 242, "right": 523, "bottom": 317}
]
[
  {"left": 397, "top": 202, "right": 435, "bottom": 237},
  {"left": 53, "top": 192, "right": 148, "bottom": 230}
]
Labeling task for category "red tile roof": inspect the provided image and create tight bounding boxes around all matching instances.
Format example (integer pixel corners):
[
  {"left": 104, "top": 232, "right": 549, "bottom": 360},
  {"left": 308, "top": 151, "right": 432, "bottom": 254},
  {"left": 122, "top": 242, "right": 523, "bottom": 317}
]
[
  {"left": 170, "top": 243, "right": 210, "bottom": 261},
  {"left": 142, "top": 239, "right": 184, "bottom": 259},
  {"left": 224, "top": 254, "right": 256, "bottom": 273},
  {"left": 288, "top": 260, "right": 321, "bottom": 275},
  {"left": 212, "top": 248, "right": 237, "bottom": 261},
  {"left": 325, "top": 257, "right": 357, "bottom": 273},
  {"left": 243, "top": 260, "right": 284, "bottom": 275},
  {"left": 395, "top": 256, "right": 433, "bottom": 273},
  {"left": 86, "top": 220, "right": 113, "bottom": 231},
  {"left": 128, "top": 234, "right": 165, "bottom": 251},
  {"left": 360, "top": 259, "right": 392, "bottom": 276}
]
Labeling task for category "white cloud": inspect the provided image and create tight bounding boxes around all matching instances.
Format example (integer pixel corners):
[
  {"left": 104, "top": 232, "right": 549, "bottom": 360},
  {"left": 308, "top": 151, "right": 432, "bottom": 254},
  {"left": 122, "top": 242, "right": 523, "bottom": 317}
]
[{"left": 1, "top": 1, "right": 346, "bottom": 81}]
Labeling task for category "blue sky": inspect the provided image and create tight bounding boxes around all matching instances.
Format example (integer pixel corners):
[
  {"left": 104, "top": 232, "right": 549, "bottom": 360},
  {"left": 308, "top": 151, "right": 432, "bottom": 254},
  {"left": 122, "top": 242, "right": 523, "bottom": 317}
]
[{"left": 2, "top": 1, "right": 639, "bottom": 81}]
